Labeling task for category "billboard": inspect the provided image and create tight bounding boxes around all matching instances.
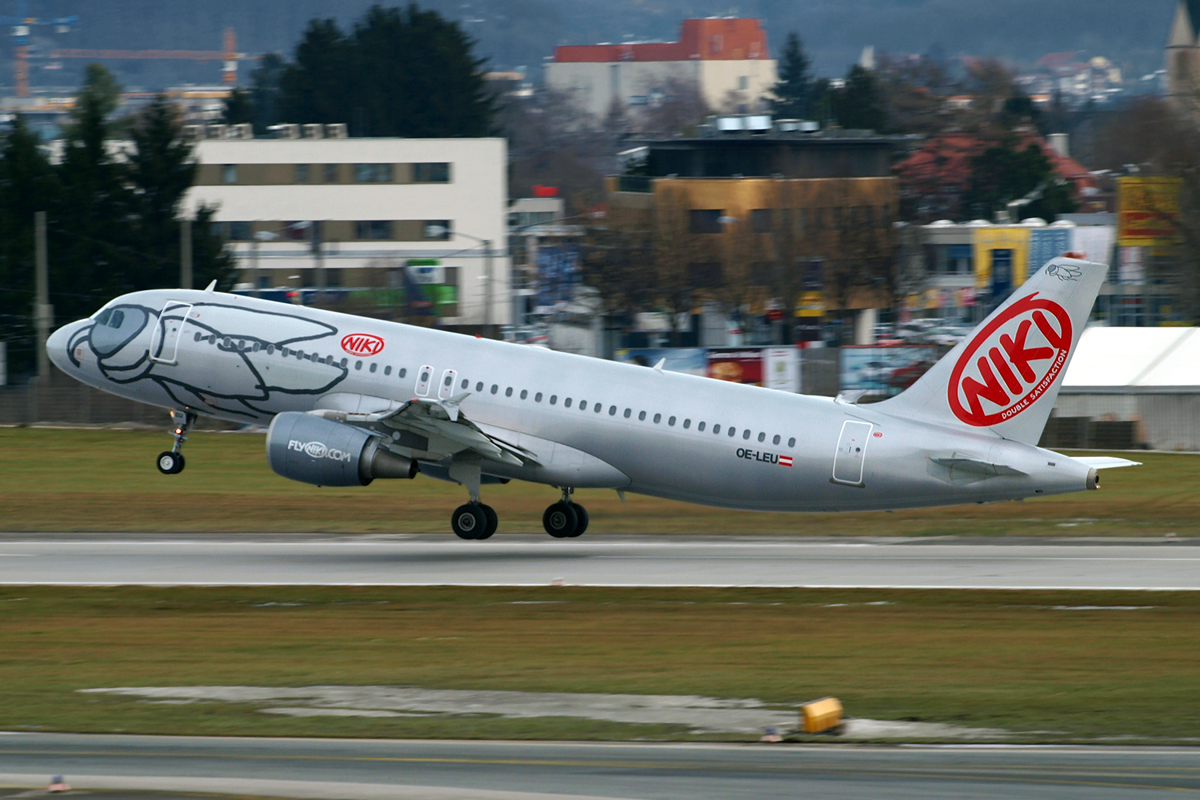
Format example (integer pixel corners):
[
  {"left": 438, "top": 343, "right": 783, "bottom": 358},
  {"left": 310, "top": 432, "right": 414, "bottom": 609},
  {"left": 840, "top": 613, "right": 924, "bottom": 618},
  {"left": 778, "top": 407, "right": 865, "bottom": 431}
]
[
  {"left": 1117, "top": 177, "right": 1182, "bottom": 247},
  {"left": 973, "top": 227, "right": 1031, "bottom": 291},
  {"left": 708, "top": 348, "right": 765, "bottom": 385}
]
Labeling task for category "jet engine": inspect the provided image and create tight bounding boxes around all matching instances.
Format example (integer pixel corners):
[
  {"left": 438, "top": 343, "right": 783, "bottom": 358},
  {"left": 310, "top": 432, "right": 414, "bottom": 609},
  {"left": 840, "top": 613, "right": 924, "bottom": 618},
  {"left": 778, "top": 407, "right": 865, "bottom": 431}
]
[{"left": 266, "top": 411, "right": 417, "bottom": 487}]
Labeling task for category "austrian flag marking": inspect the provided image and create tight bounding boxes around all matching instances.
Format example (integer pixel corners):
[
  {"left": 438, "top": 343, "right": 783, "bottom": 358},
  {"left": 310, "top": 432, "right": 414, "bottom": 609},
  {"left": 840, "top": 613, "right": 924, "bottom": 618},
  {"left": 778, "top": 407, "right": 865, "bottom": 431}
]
[
  {"left": 779, "top": 455, "right": 794, "bottom": 468},
  {"left": 341, "top": 333, "right": 385, "bottom": 357},
  {"left": 948, "top": 293, "right": 1073, "bottom": 427}
]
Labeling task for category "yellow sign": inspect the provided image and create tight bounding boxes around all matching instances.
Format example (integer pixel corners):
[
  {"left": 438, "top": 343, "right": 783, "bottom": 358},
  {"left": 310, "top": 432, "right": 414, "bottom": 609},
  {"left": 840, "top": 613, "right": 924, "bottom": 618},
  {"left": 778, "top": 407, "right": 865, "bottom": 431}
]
[
  {"left": 1118, "top": 177, "right": 1182, "bottom": 247},
  {"left": 973, "top": 227, "right": 1031, "bottom": 290},
  {"left": 795, "top": 291, "right": 825, "bottom": 317}
]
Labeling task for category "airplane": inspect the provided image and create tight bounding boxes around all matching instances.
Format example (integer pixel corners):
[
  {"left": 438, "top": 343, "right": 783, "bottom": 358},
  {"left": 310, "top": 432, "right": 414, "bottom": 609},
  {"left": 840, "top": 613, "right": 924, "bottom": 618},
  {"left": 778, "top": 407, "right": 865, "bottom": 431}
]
[{"left": 45, "top": 255, "right": 1137, "bottom": 540}]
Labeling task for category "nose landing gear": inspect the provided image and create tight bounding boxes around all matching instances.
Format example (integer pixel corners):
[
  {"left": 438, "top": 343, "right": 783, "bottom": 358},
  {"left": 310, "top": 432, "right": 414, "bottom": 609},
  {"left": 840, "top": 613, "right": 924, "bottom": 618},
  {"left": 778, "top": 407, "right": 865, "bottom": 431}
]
[
  {"left": 543, "top": 487, "right": 587, "bottom": 538},
  {"left": 156, "top": 409, "right": 196, "bottom": 475}
]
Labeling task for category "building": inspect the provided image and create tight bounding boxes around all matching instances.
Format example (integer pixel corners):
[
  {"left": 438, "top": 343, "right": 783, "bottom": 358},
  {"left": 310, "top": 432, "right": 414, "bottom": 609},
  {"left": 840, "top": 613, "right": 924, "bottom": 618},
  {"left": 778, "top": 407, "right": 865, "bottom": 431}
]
[
  {"left": 181, "top": 127, "right": 511, "bottom": 328},
  {"left": 1167, "top": 0, "right": 1200, "bottom": 108},
  {"left": 545, "top": 18, "right": 777, "bottom": 119},
  {"left": 604, "top": 119, "right": 901, "bottom": 344}
]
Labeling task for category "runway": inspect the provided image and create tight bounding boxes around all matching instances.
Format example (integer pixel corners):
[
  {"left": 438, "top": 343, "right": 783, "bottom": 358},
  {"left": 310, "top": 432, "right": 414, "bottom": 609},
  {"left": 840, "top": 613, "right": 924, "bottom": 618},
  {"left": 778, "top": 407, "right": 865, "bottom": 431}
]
[
  {"left": 0, "top": 534, "right": 1196, "bottom": 589},
  {"left": 2, "top": 734, "right": 1199, "bottom": 799}
]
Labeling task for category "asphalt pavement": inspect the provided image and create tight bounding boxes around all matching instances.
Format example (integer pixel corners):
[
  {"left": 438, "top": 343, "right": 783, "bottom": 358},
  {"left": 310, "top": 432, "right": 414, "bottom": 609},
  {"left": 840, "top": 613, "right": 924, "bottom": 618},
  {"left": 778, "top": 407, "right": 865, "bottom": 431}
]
[{"left": 0, "top": 534, "right": 1196, "bottom": 589}]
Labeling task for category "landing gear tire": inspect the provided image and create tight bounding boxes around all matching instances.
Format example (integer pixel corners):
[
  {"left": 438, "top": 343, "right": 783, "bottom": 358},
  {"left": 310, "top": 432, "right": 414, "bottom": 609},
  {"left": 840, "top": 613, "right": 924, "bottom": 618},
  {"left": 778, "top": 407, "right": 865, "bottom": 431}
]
[
  {"left": 157, "top": 451, "right": 184, "bottom": 475},
  {"left": 478, "top": 504, "right": 498, "bottom": 540},
  {"left": 567, "top": 503, "right": 588, "bottom": 537},
  {"left": 543, "top": 502, "right": 579, "bottom": 539},
  {"left": 452, "top": 503, "right": 488, "bottom": 540}
]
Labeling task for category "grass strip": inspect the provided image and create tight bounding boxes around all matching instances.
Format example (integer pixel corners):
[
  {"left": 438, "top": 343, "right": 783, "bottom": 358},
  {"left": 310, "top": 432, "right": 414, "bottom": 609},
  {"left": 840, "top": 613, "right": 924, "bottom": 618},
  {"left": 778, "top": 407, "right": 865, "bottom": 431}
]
[
  {"left": 1, "top": 585, "right": 1197, "bottom": 743},
  {"left": 0, "top": 428, "right": 1195, "bottom": 535}
]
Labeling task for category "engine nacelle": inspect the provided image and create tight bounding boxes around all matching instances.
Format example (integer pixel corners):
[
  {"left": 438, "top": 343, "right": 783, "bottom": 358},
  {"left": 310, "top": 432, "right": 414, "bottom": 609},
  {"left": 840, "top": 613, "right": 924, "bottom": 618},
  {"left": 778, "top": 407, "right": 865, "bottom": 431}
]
[{"left": 266, "top": 411, "right": 417, "bottom": 487}]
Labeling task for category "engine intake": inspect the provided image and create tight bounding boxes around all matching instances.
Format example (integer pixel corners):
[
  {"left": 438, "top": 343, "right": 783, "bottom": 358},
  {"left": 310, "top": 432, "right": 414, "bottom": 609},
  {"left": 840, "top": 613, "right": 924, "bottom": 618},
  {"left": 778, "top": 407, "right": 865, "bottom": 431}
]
[{"left": 266, "top": 411, "right": 417, "bottom": 487}]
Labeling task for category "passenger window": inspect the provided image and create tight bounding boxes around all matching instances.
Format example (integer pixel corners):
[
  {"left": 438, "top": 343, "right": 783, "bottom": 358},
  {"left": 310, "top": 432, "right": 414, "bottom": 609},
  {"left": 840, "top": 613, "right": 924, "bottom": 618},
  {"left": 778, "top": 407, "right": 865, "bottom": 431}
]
[
  {"left": 623, "top": 408, "right": 631, "bottom": 418},
  {"left": 609, "top": 405, "right": 616, "bottom": 416},
  {"left": 683, "top": 419, "right": 691, "bottom": 429},
  {"left": 743, "top": 430, "right": 751, "bottom": 440},
  {"left": 579, "top": 400, "right": 587, "bottom": 411},
  {"left": 757, "top": 432, "right": 765, "bottom": 442},
  {"left": 356, "top": 360, "right": 363, "bottom": 370},
  {"left": 535, "top": 392, "right": 543, "bottom": 402},
  {"left": 420, "top": 369, "right": 430, "bottom": 382},
  {"left": 476, "top": 381, "right": 484, "bottom": 391},
  {"left": 342, "top": 358, "right": 349, "bottom": 368},
  {"left": 384, "top": 365, "right": 392, "bottom": 375},
  {"left": 370, "top": 362, "right": 378, "bottom": 373},
  {"left": 698, "top": 422, "right": 705, "bottom": 431},
  {"left": 506, "top": 387, "right": 513, "bottom": 397},
  {"left": 773, "top": 435, "right": 781, "bottom": 445},
  {"left": 491, "top": 385, "right": 498, "bottom": 394},
  {"left": 267, "top": 344, "right": 275, "bottom": 355},
  {"left": 194, "top": 332, "right": 202, "bottom": 342},
  {"left": 444, "top": 374, "right": 453, "bottom": 387},
  {"left": 668, "top": 416, "right": 676, "bottom": 426},
  {"left": 728, "top": 427, "right": 736, "bottom": 437},
  {"left": 280, "top": 347, "right": 289, "bottom": 356},
  {"left": 713, "top": 424, "right": 721, "bottom": 434},
  {"left": 462, "top": 379, "right": 469, "bottom": 389},
  {"left": 565, "top": 398, "right": 572, "bottom": 408},
  {"left": 398, "top": 366, "right": 405, "bottom": 376},
  {"left": 653, "top": 413, "right": 661, "bottom": 424},
  {"left": 225, "top": 338, "right": 234, "bottom": 348},
  {"left": 550, "top": 395, "right": 557, "bottom": 405},
  {"left": 520, "top": 390, "right": 528, "bottom": 400},
  {"left": 638, "top": 411, "right": 646, "bottom": 421},
  {"left": 595, "top": 404, "right": 602, "bottom": 413},
  {"left": 788, "top": 437, "right": 796, "bottom": 448}
]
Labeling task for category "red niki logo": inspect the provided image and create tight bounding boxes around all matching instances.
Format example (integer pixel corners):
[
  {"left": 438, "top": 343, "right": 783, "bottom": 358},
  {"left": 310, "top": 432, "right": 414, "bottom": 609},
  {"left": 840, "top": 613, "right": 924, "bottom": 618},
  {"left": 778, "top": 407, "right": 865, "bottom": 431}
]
[
  {"left": 341, "top": 333, "right": 385, "bottom": 357},
  {"left": 948, "top": 293, "right": 1072, "bottom": 427}
]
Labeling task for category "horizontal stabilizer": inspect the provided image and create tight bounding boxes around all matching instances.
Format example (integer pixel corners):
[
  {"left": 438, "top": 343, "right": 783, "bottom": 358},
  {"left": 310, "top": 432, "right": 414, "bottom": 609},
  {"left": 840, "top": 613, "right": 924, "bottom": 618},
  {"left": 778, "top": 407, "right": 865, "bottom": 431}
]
[{"left": 1070, "top": 456, "right": 1141, "bottom": 470}]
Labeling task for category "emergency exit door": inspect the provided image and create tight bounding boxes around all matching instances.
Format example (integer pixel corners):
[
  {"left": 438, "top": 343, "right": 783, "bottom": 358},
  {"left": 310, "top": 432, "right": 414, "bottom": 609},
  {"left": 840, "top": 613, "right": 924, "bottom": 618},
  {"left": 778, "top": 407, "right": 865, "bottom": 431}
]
[{"left": 832, "top": 420, "right": 872, "bottom": 486}]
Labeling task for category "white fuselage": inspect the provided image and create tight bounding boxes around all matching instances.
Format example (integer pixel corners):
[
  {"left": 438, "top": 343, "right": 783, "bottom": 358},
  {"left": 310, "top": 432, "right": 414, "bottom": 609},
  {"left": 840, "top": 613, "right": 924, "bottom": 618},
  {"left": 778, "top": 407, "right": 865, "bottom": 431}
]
[{"left": 47, "top": 289, "right": 1094, "bottom": 512}]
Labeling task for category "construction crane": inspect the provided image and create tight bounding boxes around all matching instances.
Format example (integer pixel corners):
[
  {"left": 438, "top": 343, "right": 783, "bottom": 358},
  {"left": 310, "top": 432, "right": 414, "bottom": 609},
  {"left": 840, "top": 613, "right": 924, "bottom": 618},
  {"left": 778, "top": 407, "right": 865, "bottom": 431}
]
[
  {"left": 48, "top": 28, "right": 247, "bottom": 85},
  {"left": 1, "top": 0, "right": 78, "bottom": 97}
]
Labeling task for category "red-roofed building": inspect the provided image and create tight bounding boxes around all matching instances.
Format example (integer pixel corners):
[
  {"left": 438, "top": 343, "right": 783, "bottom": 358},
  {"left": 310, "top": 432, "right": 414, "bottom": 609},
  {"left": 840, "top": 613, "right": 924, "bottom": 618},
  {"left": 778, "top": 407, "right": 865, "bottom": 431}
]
[{"left": 546, "top": 18, "right": 777, "bottom": 118}]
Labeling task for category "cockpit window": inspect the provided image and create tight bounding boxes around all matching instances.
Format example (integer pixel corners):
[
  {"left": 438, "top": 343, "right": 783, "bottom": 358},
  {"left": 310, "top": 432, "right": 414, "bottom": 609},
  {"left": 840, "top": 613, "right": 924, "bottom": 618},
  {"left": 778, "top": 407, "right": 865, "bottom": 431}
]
[{"left": 89, "top": 305, "right": 148, "bottom": 357}]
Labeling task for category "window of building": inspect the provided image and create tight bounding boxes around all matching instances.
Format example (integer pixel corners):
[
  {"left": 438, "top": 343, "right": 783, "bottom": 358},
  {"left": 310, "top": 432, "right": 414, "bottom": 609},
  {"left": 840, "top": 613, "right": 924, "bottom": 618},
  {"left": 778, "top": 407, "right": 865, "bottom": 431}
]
[
  {"left": 738, "top": 75, "right": 748, "bottom": 90},
  {"left": 354, "top": 163, "right": 393, "bottom": 183},
  {"left": 424, "top": 221, "right": 451, "bottom": 240},
  {"left": 222, "top": 164, "right": 237, "bottom": 184},
  {"left": 356, "top": 220, "right": 392, "bottom": 240},
  {"left": 413, "top": 162, "right": 451, "bottom": 183},
  {"left": 227, "top": 221, "right": 252, "bottom": 241},
  {"left": 323, "top": 163, "right": 339, "bottom": 183},
  {"left": 295, "top": 164, "right": 310, "bottom": 183},
  {"left": 750, "top": 209, "right": 773, "bottom": 233},
  {"left": 689, "top": 209, "right": 723, "bottom": 234}
]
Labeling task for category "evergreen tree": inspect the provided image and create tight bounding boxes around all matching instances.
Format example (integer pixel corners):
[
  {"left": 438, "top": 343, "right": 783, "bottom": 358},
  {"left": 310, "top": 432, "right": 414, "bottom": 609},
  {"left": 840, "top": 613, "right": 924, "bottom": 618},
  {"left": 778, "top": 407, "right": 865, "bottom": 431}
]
[
  {"left": 277, "top": 4, "right": 496, "bottom": 137},
  {"left": 249, "top": 53, "right": 287, "bottom": 134},
  {"left": 832, "top": 65, "right": 887, "bottom": 132},
  {"left": 961, "top": 140, "right": 1077, "bottom": 221},
  {"left": 221, "top": 88, "right": 254, "bottom": 126},
  {"left": 771, "top": 32, "right": 812, "bottom": 119}
]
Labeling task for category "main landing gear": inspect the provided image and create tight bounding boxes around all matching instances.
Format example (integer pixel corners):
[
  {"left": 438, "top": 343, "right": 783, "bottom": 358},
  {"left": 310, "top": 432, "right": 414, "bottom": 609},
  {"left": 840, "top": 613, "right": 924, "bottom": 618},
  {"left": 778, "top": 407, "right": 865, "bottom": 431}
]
[
  {"left": 543, "top": 487, "right": 588, "bottom": 539},
  {"left": 447, "top": 456, "right": 498, "bottom": 540},
  {"left": 156, "top": 409, "right": 196, "bottom": 475}
]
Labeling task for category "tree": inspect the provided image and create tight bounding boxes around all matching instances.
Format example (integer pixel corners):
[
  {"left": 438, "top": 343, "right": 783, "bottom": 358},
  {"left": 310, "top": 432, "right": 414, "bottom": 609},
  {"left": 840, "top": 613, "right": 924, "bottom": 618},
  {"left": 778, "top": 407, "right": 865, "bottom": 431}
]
[
  {"left": 961, "top": 139, "right": 1076, "bottom": 222},
  {"left": 832, "top": 65, "right": 887, "bottom": 132},
  {"left": 277, "top": 5, "right": 496, "bottom": 138},
  {"left": 771, "top": 33, "right": 813, "bottom": 119},
  {"left": 221, "top": 87, "right": 254, "bottom": 126},
  {"left": 248, "top": 52, "right": 287, "bottom": 134}
]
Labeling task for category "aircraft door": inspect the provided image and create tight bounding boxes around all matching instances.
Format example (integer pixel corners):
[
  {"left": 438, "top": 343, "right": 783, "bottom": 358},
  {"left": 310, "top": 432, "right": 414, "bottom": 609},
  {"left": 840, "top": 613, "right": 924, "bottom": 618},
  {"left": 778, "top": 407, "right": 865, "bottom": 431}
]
[
  {"left": 415, "top": 364, "right": 434, "bottom": 396},
  {"left": 149, "top": 302, "right": 192, "bottom": 365},
  {"left": 437, "top": 369, "right": 457, "bottom": 400},
  {"left": 832, "top": 420, "right": 873, "bottom": 486}
]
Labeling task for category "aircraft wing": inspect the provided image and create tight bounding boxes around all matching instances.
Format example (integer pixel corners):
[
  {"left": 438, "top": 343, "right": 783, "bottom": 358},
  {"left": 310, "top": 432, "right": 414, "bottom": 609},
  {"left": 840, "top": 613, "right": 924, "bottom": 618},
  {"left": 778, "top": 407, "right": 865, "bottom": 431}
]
[
  {"left": 310, "top": 392, "right": 537, "bottom": 467},
  {"left": 1070, "top": 456, "right": 1142, "bottom": 470}
]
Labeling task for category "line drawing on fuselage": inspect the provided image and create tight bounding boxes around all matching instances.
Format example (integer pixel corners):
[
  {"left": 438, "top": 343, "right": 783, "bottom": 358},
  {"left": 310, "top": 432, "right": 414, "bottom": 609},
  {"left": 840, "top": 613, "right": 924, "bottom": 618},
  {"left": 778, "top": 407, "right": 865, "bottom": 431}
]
[{"left": 67, "top": 301, "right": 350, "bottom": 418}]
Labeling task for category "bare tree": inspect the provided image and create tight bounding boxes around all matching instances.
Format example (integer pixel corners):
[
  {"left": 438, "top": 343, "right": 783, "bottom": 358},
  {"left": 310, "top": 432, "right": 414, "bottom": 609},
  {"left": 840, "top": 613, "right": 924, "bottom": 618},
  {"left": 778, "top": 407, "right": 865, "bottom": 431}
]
[{"left": 636, "top": 73, "right": 711, "bottom": 138}]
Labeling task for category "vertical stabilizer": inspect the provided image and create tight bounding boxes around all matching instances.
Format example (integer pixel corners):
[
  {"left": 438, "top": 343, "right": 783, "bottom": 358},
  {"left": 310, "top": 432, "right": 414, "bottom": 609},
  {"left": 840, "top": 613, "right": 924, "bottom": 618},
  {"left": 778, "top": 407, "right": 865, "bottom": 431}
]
[{"left": 876, "top": 257, "right": 1107, "bottom": 445}]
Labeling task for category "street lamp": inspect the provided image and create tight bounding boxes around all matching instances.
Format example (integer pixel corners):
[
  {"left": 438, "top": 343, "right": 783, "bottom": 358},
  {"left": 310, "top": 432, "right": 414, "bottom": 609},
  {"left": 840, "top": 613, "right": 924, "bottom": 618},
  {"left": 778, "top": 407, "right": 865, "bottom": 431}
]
[
  {"left": 427, "top": 225, "right": 494, "bottom": 337},
  {"left": 250, "top": 221, "right": 311, "bottom": 295}
]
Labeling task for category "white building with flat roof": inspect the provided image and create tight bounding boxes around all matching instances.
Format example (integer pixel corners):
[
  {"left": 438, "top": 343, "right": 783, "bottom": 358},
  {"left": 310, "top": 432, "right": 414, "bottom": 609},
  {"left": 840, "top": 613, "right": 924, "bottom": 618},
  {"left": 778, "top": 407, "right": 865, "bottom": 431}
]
[{"left": 182, "top": 132, "right": 510, "bottom": 328}]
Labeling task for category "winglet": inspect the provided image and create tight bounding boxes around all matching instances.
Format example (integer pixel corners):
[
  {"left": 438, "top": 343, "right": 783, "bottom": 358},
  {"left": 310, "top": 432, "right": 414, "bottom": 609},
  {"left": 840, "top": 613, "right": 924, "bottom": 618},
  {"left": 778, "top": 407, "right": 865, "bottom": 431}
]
[
  {"left": 204, "top": 279, "right": 217, "bottom": 292},
  {"left": 653, "top": 358, "right": 665, "bottom": 373}
]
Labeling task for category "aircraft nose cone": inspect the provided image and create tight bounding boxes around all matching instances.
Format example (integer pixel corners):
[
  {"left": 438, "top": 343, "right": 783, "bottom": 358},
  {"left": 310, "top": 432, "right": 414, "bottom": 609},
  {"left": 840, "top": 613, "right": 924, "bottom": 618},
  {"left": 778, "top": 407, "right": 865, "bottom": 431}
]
[{"left": 45, "top": 322, "right": 79, "bottom": 372}]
